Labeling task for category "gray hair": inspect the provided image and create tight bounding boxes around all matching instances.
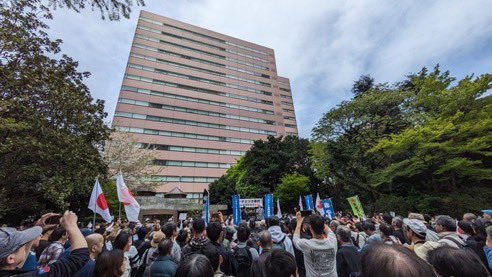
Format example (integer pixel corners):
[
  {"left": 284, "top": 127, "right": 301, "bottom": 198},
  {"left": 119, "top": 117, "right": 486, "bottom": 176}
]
[
  {"left": 329, "top": 220, "right": 340, "bottom": 229},
  {"left": 336, "top": 226, "right": 352, "bottom": 243},
  {"left": 258, "top": 230, "right": 272, "bottom": 248},
  {"left": 463, "top": 213, "right": 477, "bottom": 222},
  {"left": 435, "top": 215, "right": 456, "bottom": 232}
]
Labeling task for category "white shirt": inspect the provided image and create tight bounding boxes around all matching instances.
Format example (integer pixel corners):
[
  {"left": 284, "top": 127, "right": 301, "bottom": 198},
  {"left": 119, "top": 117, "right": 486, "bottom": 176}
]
[{"left": 293, "top": 231, "right": 338, "bottom": 277}]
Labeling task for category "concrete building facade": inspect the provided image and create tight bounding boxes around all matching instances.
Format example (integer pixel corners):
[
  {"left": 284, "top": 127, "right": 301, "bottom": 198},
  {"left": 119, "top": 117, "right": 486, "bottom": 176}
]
[{"left": 113, "top": 10, "right": 298, "bottom": 199}]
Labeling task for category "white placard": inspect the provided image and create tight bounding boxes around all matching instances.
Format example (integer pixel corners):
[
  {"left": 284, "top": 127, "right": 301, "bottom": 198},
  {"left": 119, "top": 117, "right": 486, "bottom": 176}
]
[
  {"left": 178, "top": 213, "right": 187, "bottom": 221},
  {"left": 239, "top": 198, "right": 263, "bottom": 208}
]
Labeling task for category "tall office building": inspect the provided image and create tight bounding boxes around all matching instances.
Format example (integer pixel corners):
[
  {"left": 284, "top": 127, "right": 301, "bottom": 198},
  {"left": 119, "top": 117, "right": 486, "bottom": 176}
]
[{"left": 113, "top": 11, "right": 298, "bottom": 198}]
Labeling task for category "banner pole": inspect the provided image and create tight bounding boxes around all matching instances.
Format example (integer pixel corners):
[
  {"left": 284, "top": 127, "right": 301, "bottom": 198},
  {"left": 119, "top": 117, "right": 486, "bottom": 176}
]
[{"left": 93, "top": 179, "right": 98, "bottom": 229}]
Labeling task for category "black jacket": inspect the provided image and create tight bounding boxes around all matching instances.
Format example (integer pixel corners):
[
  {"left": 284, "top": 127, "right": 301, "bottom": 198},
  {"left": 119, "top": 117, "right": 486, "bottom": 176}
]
[
  {"left": 336, "top": 244, "right": 361, "bottom": 277},
  {"left": 0, "top": 248, "right": 89, "bottom": 277}
]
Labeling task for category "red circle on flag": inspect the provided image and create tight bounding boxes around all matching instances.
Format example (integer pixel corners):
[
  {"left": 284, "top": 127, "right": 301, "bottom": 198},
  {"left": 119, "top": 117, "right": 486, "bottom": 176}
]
[{"left": 97, "top": 194, "right": 108, "bottom": 210}]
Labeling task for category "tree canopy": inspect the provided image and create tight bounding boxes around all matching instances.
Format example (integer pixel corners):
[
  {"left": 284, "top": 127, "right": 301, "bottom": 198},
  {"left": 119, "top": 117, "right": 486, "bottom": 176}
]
[
  {"left": 0, "top": 1, "right": 111, "bottom": 223},
  {"left": 209, "top": 135, "right": 319, "bottom": 210},
  {"left": 312, "top": 66, "right": 492, "bottom": 216}
]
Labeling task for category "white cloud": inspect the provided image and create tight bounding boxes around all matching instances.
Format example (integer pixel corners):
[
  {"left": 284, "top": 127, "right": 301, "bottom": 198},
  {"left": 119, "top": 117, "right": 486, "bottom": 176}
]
[{"left": 47, "top": 0, "right": 492, "bottom": 137}]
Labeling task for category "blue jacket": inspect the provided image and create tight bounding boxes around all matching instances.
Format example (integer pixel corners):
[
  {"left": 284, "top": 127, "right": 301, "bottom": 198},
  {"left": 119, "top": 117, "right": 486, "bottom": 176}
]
[{"left": 149, "top": 256, "right": 177, "bottom": 277}]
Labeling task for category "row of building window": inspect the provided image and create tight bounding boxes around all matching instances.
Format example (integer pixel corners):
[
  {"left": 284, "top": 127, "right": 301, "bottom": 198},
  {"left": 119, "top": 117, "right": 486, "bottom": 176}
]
[
  {"left": 118, "top": 98, "right": 275, "bottom": 125},
  {"left": 150, "top": 175, "right": 219, "bottom": 183},
  {"left": 131, "top": 53, "right": 271, "bottom": 88},
  {"left": 139, "top": 143, "right": 246, "bottom": 156},
  {"left": 121, "top": 85, "right": 274, "bottom": 115},
  {"left": 153, "top": 159, "right": 233, "bottom": 169},
  {"left": 115, "top": 112, "right": 277, "bottom": 135},
  {"left": 283, "top": 116, "right": 296, "bottom": 120},
  {"left": 128, "top": 63, "right": 272, "bottom": 97},
  {"left": 115, "top": 126, "right": 255, "bottom": 144},
  {"left": 225, "top": 41, "right": 269, "bottom": 56},
  {"left": 140, "top": 17, "right": 269, "bottom": 57},
  {"left": 134, "top": 40, "right": 271, "bottom": 80},
  {"left": 286, "top": 132, "right": 298, "bottom": 136},
  {"left": 124, "top": 74, "right": 274, "bottom": 108},
  {"left": 281, "top": 101, "right": 294, "bottom": 106},
  {"left": 283, "top": 108, "right": 295, "bottom": 113},
  {"left": 278, "top": 80, "right": 290, "bottom": 86},
  {"left": 280, "top": 94, "right": 291, "bottom": 99},
  {"left": 279, "top": 87, "right": 291, "bottom": 92},
  {"left": 137, "top": 26, "right": 270, "bottom": 71},
  {"left": 285, "top": 124, "right": 297, "bottom": 128}
]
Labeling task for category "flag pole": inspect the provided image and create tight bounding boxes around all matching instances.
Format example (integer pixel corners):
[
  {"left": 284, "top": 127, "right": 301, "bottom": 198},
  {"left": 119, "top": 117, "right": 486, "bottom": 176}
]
[{"left": 93, "top": 178, "right": 98, "bottom": 230}]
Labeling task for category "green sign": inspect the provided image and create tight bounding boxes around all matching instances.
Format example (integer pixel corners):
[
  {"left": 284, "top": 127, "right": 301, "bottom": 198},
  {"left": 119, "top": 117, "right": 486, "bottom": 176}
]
[{"left": 347, "top": 195, "right": 365, "bottom": 218}]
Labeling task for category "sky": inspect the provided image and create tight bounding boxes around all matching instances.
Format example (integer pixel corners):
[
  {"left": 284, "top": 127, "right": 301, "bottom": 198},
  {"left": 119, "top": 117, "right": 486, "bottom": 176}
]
[{"left": 47, "top": 0, "right": 492, "bottom": 138}]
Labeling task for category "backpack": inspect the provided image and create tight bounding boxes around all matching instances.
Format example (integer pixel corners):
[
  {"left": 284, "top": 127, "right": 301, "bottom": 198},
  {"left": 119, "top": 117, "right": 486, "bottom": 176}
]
[
  {"left": 233, "top": 246, "right": 252, "bottom": 277},
  {"left": 272, "top": 235, "right": 286, "bottom": 251}
]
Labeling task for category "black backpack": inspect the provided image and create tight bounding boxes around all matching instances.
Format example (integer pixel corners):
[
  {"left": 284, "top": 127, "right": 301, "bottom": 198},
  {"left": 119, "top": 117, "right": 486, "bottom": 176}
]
[{"left": 233, "top": 246, "right": 252, "bottom": 277}]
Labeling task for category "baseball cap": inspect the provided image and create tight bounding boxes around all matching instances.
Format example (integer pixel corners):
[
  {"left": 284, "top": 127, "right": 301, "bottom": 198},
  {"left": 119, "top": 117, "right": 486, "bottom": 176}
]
[
  {"left": 403, "top": 218, "right": 427, "bottom": 237},
  {"left": 0, "top": 226, "right": 42, "bottom": 259},
  {"left": 482, "top": 210, "right": 492, "bottom": 216}
]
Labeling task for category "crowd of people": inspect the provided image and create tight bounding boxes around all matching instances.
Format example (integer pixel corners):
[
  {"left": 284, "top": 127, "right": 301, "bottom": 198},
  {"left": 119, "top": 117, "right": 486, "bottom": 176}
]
[{"left": 1, "top": 208, "right": 492, "bottom": 277}]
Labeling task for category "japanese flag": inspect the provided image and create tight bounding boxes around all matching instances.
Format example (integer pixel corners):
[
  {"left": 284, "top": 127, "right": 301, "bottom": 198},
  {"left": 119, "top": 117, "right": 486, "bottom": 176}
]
[
  {"left": 88, "top": 179, "right": 113, "bottom": 222},
  {"left": 116, "top": 172, "right": 140, "bottom": 222}
]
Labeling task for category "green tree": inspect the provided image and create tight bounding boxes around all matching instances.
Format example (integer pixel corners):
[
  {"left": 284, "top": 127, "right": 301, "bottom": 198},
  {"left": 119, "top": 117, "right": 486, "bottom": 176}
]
[
  {"left": 311, "top": 81, "right": 411, "bottom": 206},
  {"left": 242, "top": 135, "right": 317, "bottom": 194},
  {"left": 274, "top": 174, "right": 310, "bottom": 212},
  {"left": 370, "top": 68, "right": 492, "bottom": 216},
  {"left": 312, "top": 66, "right": 492, "bottom": 216},
  {"left": 0, "top": 1, "right": 111, "bottom": 223}
]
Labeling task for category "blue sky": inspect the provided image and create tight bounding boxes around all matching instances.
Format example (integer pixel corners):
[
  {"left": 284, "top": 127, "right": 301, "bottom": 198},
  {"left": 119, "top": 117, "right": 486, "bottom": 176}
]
[{"left": 48, "top": 0, "right": 492, "bottom": 138}]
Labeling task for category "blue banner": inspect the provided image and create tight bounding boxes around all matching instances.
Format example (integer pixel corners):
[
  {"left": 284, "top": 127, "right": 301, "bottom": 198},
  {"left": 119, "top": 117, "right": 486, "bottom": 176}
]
[
  {"left": 264, "top": 194, "right": 274, "bottom": 218},
  {"left": 232, "top": 195, "right": 241, "bottom": 225},
  {"left": 304, "top": 195, "right": 314, "bottom": 211},
  {"left": 203, "top": 189, "right": 209, "bottom": 226},
  {"left": 322, "top": 198, "right": 336, "bottom": 219}
]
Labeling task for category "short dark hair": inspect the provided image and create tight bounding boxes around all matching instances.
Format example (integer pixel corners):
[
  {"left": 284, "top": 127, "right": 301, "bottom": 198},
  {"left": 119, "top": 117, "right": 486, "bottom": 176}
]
[
  {"left": 362, "top": 220, "right": 375, "bottom": 232},
  {"left": 379, "top": 223, "right": 394, "bottom": 238},
  {"left": 336, "top": 226, "right": 352, "bottom": 243},
  {"left": 457, "top": 220, "right": 474, "bottom": 236},
  {"left": 382, "top": 213, "right": 393, "bottom": 225},
  {"left": 136, "top": 227, "right": 148, "bottom": 240},
  {"left": 264, "top": 250, "right": 297, "bottom": 277},
  {"left": 49, "top": 227, "right": 66, "bottom": 242},
  {"left": 392, "top": 217, "right": 403, "bottom": 228},
  {"left": 175, "top": 254, "right": 214, "bottom": 277},
  {"left": 436, "top": 215, "right": 456, "bottom": 232},
  {"left": 428, "top": 246, "right": 490, "bottom": 277},
  {"left": 94, "top": 249, "right": 125, "bottom": 277},
  {"left": 113, "top": 231, "right": 131, "bottom": 250},
  {"left": 237, "top": 223, "right": 251, "bottom": 242},
  {"left": 267, "top": 216, "right": 280, "bottom": 227},
  {"left": 162, "top": 222, "right": 177, "bottom": 238},
  {"left": 361, "top": 244, "right": 435, "bottom": 277},
  {"left": 355, "top": 222, "right": 364, "bottom": 232},
  {"left": 206, "top": 222, "right": 223, "bottom": 242},
  {"left": 192, "top": 218, "right": 206, "bottom": 233},
  {"left": 157, "top": 238, "right": 174, "bottom": 256},
  {"left": 200, "top": 243, "right": 221, "bottom": 271},
  {"left": 176, "top": 229, "right": 189, "bottom": 248},
  {"left": 309, "top": 214, "right": 325, "bottom": 235}
]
